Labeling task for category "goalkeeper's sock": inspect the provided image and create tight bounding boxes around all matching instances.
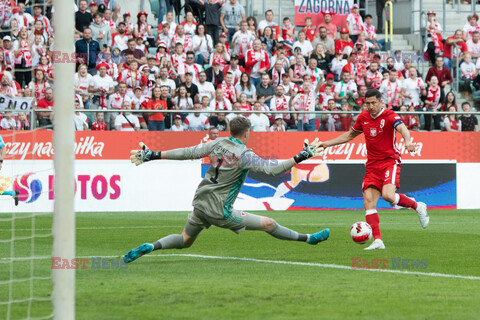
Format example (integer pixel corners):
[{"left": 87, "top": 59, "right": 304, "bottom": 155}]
[
  {"left": 152, "top": 234, "right": 185, "bottom": 250},
  {"left": 273, "top": 181, "right": 293, "bottom": 198},
  {"left": 366, "top": 209, "right": 382, "bottom": 240},
  {"left": 3, "top": 191, "right": 15, "bottom": 196},
  {"left": 392, "top": 193, "right": 418, "bottom": 210},
  {"left": 267, "top": 223, "right": 308, "bottom": 241}
]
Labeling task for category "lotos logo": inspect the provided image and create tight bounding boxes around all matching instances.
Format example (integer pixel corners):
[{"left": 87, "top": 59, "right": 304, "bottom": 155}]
[{"left": 13, "top": 173, "right": 42, "bottom": 203}]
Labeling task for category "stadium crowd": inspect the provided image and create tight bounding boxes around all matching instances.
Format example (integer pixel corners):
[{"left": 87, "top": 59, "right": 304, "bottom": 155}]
[{"left": 0, "top": 0, "right": 477, "bottom": 132}]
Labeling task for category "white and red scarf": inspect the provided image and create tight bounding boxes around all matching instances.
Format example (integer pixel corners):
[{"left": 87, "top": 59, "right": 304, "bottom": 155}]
[
  {"left": 15, "top": 39, "right": 32, "bottom": 67},
  {"left": 215, "top": 98, "right": 229, "bottom": 110},
  {"left": 293, "top": 64, "right": 306, "bottom": 79},
  {"left": 427, "top": 86, "right": 441, "bottom": 106},
  {"left": 155, "top": 52, "right": 168, "bottom": 64},
  {"left": 386, "top": 81, "right": 399, "bottom": 109},
  {"left": 171, "top": 53, "right": 186, "bottom": 72},
  {"left": 211, "top": 52, "right": 226, "bottom": 70},
  {"left": 235, "top": 32, "right": 252, "bottom": 58},
  {"left": 110, "top": 92, "right": 128, "bottom": 110},
  {"left": 351, "top": 13, "right": 363, "bottom": 35},
  {"left": 366, "top": 70, "right": 382, "bottom": 89},
  {"left": 245, "top": 49, "right": 269, "bottom": 76},
  {"left": 220, "top": 81, "right": 235, "bottom": 103},
  {"left": 138, "top": 22, "right": 150, "bottom": 40},
  {"left": 271, "top": 68, "right": 285, "bottom": 87},
  {"left": 34, "top": 82, "right": 46, "bottom": 100},
  {"left": 364, "top": 24, "right": 376, "bottom": 40},
  {"left": 171, "top": 34, "right": 192, "bottom": 52},
  {"left": 282, "top": 26, "right": 295, "bottom": 43},
  {"left": 273, "top": 95, "right": 289, "bottom": 119}
]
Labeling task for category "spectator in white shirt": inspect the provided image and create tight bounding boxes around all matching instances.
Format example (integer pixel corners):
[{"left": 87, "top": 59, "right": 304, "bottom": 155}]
[
  {"left": 74, "top": 99, "right": 89, "bottom": 131},
  {"left": 114, "top": 101, "right": 140, "bottom": 131},
  {"left": 248, "top": 101, "right": 270, "bottom": 131},
  {"left": 171, "top": 115, "right": 185, "bottom": 131},
  {"left": 184, "top": 103, "right": 210, "bottom": 131},
  {"left": 197, "top": 71, "right": 216, "bottom": 101},
  {"left": 467, "top": 31, "right": 480, "bottom": 61},
  {"left": 293, "top": 30, "right": 313, "bottom": 59},
  {"left": 0, "top": 110, "right": 16, "bottom": 130}
]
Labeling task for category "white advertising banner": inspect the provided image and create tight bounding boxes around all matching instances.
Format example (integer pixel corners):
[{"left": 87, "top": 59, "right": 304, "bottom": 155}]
[{"left": 0, "top": 160, "right": 202, "bottom": 213}]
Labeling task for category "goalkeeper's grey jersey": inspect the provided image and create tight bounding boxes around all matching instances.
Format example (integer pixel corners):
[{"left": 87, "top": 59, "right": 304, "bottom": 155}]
[{"left": 166, "top": 137, "right": 294, "bottom": 219}]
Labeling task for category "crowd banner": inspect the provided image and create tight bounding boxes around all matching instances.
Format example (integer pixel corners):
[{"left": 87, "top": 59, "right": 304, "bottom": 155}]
[
  {"left": 294, "top": 0, "right": 354, "bottom": 27},
  {"left": 0, "top": 95, "right": 34, "bottom": 112}
]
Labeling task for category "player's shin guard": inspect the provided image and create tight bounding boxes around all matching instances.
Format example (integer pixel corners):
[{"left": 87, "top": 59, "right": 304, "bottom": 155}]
[
  {"left": 391, "top": 193, "right": 418, "bottom": 210},
  {"left": 152, "top": 234, "right": 185, "bottom": 250},
  {"left": 365, "top": 210, "right": 381, "bottom": 240},
  {"left": 267, "top": 223, "right": 307, "bottom": 241}
]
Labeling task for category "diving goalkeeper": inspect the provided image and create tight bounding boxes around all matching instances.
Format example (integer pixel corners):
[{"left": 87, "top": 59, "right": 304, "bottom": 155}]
[{"left": 123, "top": 117, "right": 330, "bottom": 263}]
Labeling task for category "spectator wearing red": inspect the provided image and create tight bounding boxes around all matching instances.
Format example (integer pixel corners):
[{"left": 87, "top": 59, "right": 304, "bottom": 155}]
[
  {"left": 425, "top": 55, "right": 453, "bottom": 88},
  {"left": 318, "top": 10, "right": 337, "bottom": 40},
  {"left": 443, "top": 29, "right": 468, "bottom": 70},
  {"left": 145, "top": 86, "right": 167, "bottom": 131},
  {"left": 335, "top": 28, "right": 354, "bottom": 55},
  {"left": 37, "top": 87, "right": 54, "bottom": 128},
  {"left": 301, "top": 17, "right": 316, "bottom": 42},
  {"left": 320, "top": 73, "right": 335, "bottom": 93},
  {"left": 245, "top": 39, "right": 270, "bottom": 87},
  {"left": 91, "top": 111, "right": 108, "bottom": 131}
]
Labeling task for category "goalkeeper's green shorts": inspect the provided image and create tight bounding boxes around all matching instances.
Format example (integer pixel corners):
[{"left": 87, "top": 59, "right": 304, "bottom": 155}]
[{"left": 185, "top": 207, "right": 262, "bottom": 237}]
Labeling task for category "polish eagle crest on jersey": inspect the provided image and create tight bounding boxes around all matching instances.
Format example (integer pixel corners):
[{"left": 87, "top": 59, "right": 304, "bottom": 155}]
[{"left": 370, "top": 128, "right": 377, "bottom": 137}]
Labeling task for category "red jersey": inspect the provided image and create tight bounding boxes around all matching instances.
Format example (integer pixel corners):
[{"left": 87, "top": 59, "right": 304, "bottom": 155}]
[
  {"left": 352, "top": 109, "right": 403, "bottom": 165},
  {"left": 91, "top": 121, "right": 108, "bottom": 131},
  {"left": 301, "top": 27, "right": 316, "bottom": 42}
]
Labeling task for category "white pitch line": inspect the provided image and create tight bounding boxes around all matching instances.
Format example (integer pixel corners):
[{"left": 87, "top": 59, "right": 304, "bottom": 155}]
[
  {"left": 154, "top": 254, "right": 480, "bottom": 280},
  {"left": 1, "top": 253, "right": 479, "bottom": 280}
]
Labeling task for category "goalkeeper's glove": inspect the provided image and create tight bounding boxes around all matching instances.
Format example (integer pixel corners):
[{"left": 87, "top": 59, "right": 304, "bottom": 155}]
[
  {"left": 130, "top": 142, "right": 161, "bottom": 166},
  {"left": 293, "top": 138, "right": 324, "bottom": 164}
]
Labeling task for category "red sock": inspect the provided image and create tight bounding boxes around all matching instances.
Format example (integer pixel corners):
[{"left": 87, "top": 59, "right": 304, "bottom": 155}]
[
  {"left": 397, "top": 194, "right": 418, "bottom": 210},
  {"left": 366, "top": 210, "right": 381, "bottom": 240}
]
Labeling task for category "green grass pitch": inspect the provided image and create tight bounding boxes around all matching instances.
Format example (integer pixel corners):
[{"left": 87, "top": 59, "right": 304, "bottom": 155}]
[{"left": 1, "top": 209, "right": 480, "bottom": 319}]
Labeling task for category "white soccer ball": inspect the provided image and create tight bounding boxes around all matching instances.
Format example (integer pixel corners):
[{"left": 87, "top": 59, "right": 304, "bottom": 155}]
[{"left": 350, "top": 221, "right": 372, "bottom": 244}]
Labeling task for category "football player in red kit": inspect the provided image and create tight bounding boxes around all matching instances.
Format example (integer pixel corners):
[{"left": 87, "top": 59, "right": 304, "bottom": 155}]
[{"left": 319, "top": 89, "right": 429, "bottom": 250}]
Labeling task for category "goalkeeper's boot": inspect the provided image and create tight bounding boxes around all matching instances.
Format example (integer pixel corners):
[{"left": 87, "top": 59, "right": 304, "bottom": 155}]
[
  {"left": 415, "top": 202, "right": 429, "bottom": 229},
  {"left": 14, "top": 190, "right": 19, "bottom": 206},
  {"left": 123, "top": 243, "right": 154, "bottom": 263},
  {"left": 364, "top": 239, "right": 385, "bottom": 250},
  {"left": 307, "top": 228, "right": 330, "bottom": 245}
]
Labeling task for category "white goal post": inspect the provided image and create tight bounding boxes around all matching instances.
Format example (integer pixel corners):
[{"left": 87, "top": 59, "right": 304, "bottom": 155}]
[{"left": 52, "top": 0, "right": 75, "bottom": 319}]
